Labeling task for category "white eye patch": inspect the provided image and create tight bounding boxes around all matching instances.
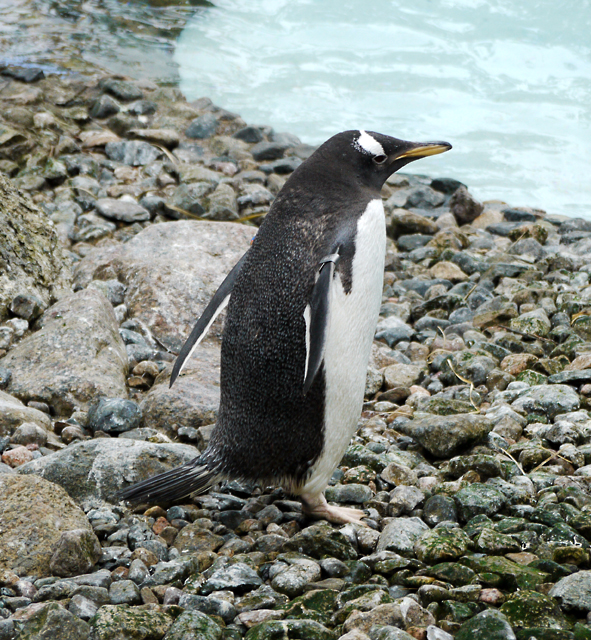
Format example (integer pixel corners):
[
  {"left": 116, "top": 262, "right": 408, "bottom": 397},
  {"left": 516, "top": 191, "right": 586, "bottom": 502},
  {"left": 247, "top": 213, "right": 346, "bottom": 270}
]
[{"left": 353, "top": 130, "right": 385, "bottom": 156}]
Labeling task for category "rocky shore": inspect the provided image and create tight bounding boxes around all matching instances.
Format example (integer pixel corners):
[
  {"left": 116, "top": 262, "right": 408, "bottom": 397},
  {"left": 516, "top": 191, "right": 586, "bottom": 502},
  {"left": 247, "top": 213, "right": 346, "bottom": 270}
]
[{"left": 1, "top": 65, "right": 591, "bottom": 640}]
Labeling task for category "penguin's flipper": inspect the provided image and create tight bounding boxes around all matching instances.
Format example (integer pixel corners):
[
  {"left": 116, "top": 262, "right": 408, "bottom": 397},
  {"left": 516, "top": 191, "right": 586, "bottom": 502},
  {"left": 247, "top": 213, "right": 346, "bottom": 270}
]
[
  {"left": 170, "top": 251, "right": 249, "bottom": 388},
  {"left": 303, "top": 251, "right": 341, "bottom": 394}
]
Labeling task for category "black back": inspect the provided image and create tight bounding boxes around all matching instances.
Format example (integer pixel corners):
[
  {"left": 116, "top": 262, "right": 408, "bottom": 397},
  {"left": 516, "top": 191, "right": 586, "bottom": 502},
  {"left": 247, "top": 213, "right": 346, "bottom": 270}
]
[{"left": 201, "top": 130, "right": 440, "bottom": 485}]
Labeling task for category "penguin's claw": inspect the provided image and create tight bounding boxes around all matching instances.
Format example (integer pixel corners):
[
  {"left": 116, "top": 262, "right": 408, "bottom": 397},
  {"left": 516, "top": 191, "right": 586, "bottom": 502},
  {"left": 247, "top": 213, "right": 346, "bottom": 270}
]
[{"left": 300, "top": 493, "right": 369, "bottom": 526}]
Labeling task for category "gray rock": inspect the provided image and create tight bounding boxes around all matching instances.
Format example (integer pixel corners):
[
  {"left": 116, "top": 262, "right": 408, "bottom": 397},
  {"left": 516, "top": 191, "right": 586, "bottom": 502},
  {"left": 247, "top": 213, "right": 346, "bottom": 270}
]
[
  {"left": 414, "top": 527, "right": 470, "bottom": 563},
  {"left": 140, "top": 347, "right": 220, "bottom": 438},
  {"left": 250, "top": 141, "right": 290, "bottom": 161},
  {"left": 454, "top": 483, "right": 506, "bottom": 521},
  {"left": 163, "top": 610, "right": 222, "bottom": 640},
  {"left": 281, "top": 522, "right": 357, "bottom": 561},
  {"left": 201, "top": 562, "right": 262, "bottom": 595},
  {"left": 406, "top": 186, "right": 446, "bottom": 209},
  {"left": 101, "top": 78, "right": 143, "bottom": 101},
  {"left": 377, "top": 517, "right": 429, "bottom": 557},
  {"left": 325, "top": 483, "right": 373, "bottom": 504},
  {"left": 449, "top": 186, "right": 484, "bottom": 224},
  {"left": 0, "top": 289, "right": 127, "bottom": 415},
  {"left": 0, "top": 390, "right": 52, "bottom": 436},
  {"left": 383, "top": 363, "right": 424, "bottom": 389},
  {"left": 68, "top": 594, "right": 99, "bottom": 621},
  {"left": 455, "top": 608, "right": 516, "bottom": 640},
  {"left": 388, "top": 486, "right": 425, "bottom": 516},
  {"left": 0, "top": 474, "right": 94, "bottom": 578},
  {"left": 109, "top": 579, "right": 141, "bottom": 605},
  {"left": 397, "top": 414, "right": 493, "bottom": 458},
  {"left": 512, "top": 384, "right": 580, "bottom": 419},
  {"left": 15, "top": 603, "right": 91, "bottom": 640},
  {"left": 88, "top": 604, "right": 174, "bottom": 639},
  {"left": 178, "top": 593, "right": 237, "bottom": 624},
  {"left": 375, "top": 315, "right": 415, "bottom": 347},
  {"left": 95, "top": 198, "right": 150, "bottom": 222},
  {"left": 202, "top": 182, "right": 239, "bottom": 221},
  {"left": 105, "top": 140, "right": 162, "bottom": 166},
  {"left": 166, "top": 182, "right": 211, "bottom": 218},
  {"left": 74, "top": 220, "right": 252, "bottom": 352},
  {"left": 9, "top": 292, "right": 46, "bottom": 321},
  {"left": 88, "top": 398, "right": 142, "bottom": 435},
  {"left": 423, "top": 494, "right": 458, "bottom": 526},
  {"left": 49, "top": 529, "right": 102, "bottom": 577},
  {"left": 372, "top": 626, "right": 416, "bottom": 640},
  {"left": 0, "top": 172, "right": 71, "bottom": 322},
  {"left": 244, "top": 619, "right": 333, "bottom": 640},
  {"left": 90, "top": 94, "right": 120, "bottom": 119},
  {"left": 550, "top": 570, "right": 591, "bottom": 612},
  {"left": 185, "top": 113, "right": 219, "bottom": 139},
  {"left": 18, "top": 438, "right": 198, "bottom": 508},
  {"left": 271, "top": 557, "right": 321, "bottom": 597}
]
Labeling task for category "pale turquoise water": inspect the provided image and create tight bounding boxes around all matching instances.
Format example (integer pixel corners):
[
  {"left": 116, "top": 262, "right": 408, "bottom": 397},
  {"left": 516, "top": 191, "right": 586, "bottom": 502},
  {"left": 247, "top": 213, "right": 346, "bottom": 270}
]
[{"left": 176, "top": 0, "right": 591, "bottom": 218}]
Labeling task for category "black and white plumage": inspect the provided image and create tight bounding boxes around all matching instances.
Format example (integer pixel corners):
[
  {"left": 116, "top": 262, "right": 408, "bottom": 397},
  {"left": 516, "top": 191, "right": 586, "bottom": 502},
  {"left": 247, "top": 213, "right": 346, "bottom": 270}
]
[{"left": 118, "top": 130, "right": 451, "bottom": 523}]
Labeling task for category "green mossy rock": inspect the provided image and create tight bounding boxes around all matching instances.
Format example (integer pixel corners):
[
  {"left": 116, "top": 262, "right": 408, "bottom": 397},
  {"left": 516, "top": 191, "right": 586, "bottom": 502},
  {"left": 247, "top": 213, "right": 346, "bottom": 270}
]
[
  {"left": 245, "top": 619, "right": 335, "bottom": 640},
  {"left": 461, "top": 555, "right": 549, "bottom": 589},
  {"left": 429, "top": 562, "right": 479, "bottom": 586},
  {"left": 500, "top": 590, "right": 569, "bottom": 629},
  {"left": 89, "top": 604, "right": 175, "bottom": 640},
  {"left": 455, "top": 483, "right": 507, "bottom": 521},
  {"left": 281, "top": 589, "right": 339, "bottom": 625},
  {"left": 456, "top": 608, "right": 516, "bottom": 640},
  {"left": 162, "top": 611, "right": 222, "bottom": 640},
  {"left": 16, "top": 602, "right": 91, "bottom": 640},
  {"left": 414, "top": 527, "right": 471, "bottom": 563}
]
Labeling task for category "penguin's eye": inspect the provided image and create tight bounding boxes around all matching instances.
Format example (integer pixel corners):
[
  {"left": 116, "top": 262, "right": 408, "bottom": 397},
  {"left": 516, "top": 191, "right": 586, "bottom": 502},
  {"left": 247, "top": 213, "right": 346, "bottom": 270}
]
[{"left": 373, "top": 154, "right": 387, "bottom": 165}]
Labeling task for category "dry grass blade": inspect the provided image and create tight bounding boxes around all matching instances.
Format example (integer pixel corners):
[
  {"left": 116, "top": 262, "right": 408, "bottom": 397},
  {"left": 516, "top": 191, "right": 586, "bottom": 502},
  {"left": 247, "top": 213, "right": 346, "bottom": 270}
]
[
  {"left": 531, "top": 446, "right": 573, "bottom": 473},
  {"left": 490, "top": 324, "right": 554, "bottom": 343},
  {"left": 446, "top": 359, "right": 479, "bottom": 412},
  {"left": 234, "top": 212, "right": 267, "bottom": 223},
  {"left": 493, "top": 446, "right": 527, "bottom": 477},
  {"left": 462, "top": 283, "right": 478, "bottom": 301},
  {"left": 164, "top": 204, "right": 206, "bottom": 221},
  {"left": 74, "top": 187, "right": 98, "bottom": 199},
  {"left": 152, "top": 143, "right": 178, "bottom": 167}
]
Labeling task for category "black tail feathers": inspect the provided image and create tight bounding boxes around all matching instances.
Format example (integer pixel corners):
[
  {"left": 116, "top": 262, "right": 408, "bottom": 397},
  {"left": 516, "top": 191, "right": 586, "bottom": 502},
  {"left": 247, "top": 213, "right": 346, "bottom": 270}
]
[{"left": 116, "top": 459, "right": 219, "bottom": 505}]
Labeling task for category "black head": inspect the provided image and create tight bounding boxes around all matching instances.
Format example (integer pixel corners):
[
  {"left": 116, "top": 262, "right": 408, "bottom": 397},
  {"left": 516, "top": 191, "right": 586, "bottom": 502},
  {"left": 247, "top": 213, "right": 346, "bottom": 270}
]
[{"left": 311, "top": 129, "right": 452, "bottom": 193}]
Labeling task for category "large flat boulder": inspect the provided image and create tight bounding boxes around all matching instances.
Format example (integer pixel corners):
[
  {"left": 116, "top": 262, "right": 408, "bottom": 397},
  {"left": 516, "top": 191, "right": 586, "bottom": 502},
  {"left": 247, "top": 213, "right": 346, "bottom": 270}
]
[
  {"left": 0, "top": 474, "right": 96, "bottom": 578},
  {"left": 141, "top": 343, "right": 221, "bottom": 438},
  {"left": 0, "top": 288, "right": 128, "bottom": 415},
  {"left": 18, "top": 438, "right": 200, "bottom": 508},
  {"left": 73, "top": 220, "right": 253, "bottom": 352}
]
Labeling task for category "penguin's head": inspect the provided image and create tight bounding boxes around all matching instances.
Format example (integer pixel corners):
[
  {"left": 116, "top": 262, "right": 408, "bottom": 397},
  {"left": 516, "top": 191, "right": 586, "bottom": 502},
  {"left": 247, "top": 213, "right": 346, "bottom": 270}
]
[{"left": 325, "top": 130, "right": 452, "bottom": 191}]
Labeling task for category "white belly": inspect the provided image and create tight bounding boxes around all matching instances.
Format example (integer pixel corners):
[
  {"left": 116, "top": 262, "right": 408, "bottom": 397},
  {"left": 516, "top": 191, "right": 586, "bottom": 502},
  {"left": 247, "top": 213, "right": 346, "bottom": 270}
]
[{"left": 300, "top": 198, "right": 386, "bottom": 496}]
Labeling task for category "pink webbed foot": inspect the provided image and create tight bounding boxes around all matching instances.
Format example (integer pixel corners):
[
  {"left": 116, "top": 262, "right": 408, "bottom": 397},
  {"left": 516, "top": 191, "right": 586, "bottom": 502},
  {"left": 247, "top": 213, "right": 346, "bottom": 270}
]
[{"left": 300, "top": 492, "right": 369, "bottom": 526}]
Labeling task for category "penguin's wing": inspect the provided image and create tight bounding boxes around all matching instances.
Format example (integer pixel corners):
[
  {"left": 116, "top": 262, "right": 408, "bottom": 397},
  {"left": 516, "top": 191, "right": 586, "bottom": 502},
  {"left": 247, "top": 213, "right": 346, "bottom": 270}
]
[
  {"left": 169, "top": 251, "right": 249, "bottom": 388},
  {"left": 303, "top": 251, "right": 341, "bottom": 394}
]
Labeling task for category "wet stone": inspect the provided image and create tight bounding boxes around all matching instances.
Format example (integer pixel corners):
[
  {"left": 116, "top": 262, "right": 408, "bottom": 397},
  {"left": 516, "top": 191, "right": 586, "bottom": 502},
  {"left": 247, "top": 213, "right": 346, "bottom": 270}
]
[
  {"left": 455, "top": 484, "right": 507, "bottom": 521},
  {"left": 101, "top": 78, "right": 144, "bottom": 101},
  {"left": 90, "top": 94, "right": 120, "bottom": 119},
  {"left": 95, "top": 198, "right": 150, "bottom": 222},
  {"left": 109, "top": 579, "right": 141, "bottom": 605},
  {"left": 185, "top": 113, "right": 219, "bottom": 139},
  {"left": 201, "top": 562, "right": 263, "bottom": 595},
  {"left": 105, "top": 140, "right": 161, "bottom": 166},
  {"left": 87, "top": 398, "right": 142, "bottom": 435}
]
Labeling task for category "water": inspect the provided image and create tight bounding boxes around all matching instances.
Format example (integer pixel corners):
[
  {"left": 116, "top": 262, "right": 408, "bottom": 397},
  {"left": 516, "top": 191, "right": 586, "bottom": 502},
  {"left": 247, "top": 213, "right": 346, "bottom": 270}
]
[
  {"left": 176, "top": 0, "right": 591, "bottom": 218},
  {"left": 0, "top": 0, "right": 210, "bottom": 81}
]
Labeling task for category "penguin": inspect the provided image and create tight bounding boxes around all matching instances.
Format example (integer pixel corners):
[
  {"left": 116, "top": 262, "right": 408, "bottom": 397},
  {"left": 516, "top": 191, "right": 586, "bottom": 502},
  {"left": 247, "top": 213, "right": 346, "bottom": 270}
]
[{"left": 118, "top": 130, "right": 451, "bottom": 524}]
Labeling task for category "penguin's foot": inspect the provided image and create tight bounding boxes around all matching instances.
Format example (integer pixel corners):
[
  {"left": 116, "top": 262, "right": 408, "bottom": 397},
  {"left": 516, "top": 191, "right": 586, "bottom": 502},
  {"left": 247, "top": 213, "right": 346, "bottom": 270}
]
[{"left": 300, "top": 492, "right": 368, "bottom": 526}]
